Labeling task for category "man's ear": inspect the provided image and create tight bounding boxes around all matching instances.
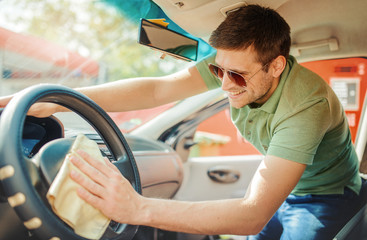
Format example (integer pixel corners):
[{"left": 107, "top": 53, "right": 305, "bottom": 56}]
[{"left": 271, "top": 55, "right": 287, "bottom": 78}]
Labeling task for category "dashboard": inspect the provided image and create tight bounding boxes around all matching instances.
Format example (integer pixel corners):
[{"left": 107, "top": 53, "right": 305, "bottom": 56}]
[
  {"left": 0, "top": 108, "right": 64, "bottom": 158},
  {"left": 22, "top": 117, "right": 64, "bottom": 157},
  {"left": 0, "top": 109, "right": 183, "bottom": 199},
  {"left": 82, "top": 133, "right": 184, "bottom": 198}
]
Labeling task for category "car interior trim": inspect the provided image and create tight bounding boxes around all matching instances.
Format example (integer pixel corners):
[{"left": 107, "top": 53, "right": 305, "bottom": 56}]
[
  {"left": 0, "top": 165, "right": 15, "bottom": 180},
  {"left": 290, "top": 37, "right": 339, "bottom": 57},
  {"left": 23, "top": 217, "right": 42, "bottom": 230},
  {"left": 7, "top": 192, "right": 26, "bottom": 207}
]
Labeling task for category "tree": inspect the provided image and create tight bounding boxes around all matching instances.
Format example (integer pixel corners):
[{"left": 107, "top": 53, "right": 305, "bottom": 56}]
[{"left": 0, "top": 0, "right": 191, "bottom": 81}]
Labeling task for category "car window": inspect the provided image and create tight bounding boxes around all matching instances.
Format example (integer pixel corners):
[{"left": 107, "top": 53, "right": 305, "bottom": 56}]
[
  {"left": 191, "top": 109, "right": 260, "bottom": 157},
  {"left": 193, "top": 58, "right": 367, "bottom": 157},
  {"left": 0, "top": 0, "right": 191, "bottom": 132}
]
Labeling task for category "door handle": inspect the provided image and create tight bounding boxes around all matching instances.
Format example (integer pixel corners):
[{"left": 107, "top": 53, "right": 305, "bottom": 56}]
[{"left": 207, "top": 166, "right": 240, "bottom": 183}]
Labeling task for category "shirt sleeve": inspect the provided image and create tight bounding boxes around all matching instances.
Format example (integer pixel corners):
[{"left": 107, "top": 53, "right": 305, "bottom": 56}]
[
  {"left": 195, "top": 52, "right": 222, "bottom": 90},
  {"left": 267, "top": 98, "right": 331, "bottom": 165}
]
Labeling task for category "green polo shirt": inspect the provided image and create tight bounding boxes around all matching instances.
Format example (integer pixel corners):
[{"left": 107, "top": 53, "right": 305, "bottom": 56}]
[{"left": 196, "top": 54, "right": 361, "bottom": 196}]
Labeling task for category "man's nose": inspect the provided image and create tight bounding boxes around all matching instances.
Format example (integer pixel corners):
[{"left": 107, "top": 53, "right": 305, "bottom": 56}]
[{"left": 221, "top": 72, "right": 236, "bottom": 91}]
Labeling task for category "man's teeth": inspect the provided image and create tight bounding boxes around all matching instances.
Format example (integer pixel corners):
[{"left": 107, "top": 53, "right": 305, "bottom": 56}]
[{"left": 229, "top": 89, "right": 246, "bottom": 95}]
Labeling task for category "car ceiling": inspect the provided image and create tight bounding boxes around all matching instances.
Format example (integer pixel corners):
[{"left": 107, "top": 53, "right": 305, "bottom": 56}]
[{"left": 153, "top": 0, "right": 367, "bottom": 63}]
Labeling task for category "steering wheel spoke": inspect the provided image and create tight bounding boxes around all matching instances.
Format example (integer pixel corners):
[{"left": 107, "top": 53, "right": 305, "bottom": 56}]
[
  {"left": 24, "top": 156, "right": 44, "bottom": 194},
  {"left": 114, "top": 158, "right": 137, "bottom": 186}
]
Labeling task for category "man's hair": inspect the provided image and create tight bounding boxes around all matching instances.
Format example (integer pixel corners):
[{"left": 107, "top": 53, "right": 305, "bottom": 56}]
[{"left": 209, "top": 5, "right": 291, "bottom": 68}]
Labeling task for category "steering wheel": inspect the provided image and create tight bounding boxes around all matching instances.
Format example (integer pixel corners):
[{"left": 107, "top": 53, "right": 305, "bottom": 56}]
[{"left": 0, "top": 84, "right": 141, "bottom": 240}]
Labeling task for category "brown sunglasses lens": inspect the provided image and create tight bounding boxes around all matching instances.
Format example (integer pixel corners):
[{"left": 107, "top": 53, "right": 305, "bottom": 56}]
[
  {"left": 209, "top": 64, "right": 223, "bottom": 79},
  {"left": 229, "top": 71, "right": 246, "bottom": 87},
  {"left": 208, "top": 64, "right": 246, "bottom": 87}
]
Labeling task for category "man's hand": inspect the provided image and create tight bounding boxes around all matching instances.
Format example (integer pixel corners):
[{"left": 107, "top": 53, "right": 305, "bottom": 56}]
[
  {"left": 0, "top": 95, "right": 12, "bottom": 109},
  {"left": 0, "top": 95, "right": 61, "bottom": 118},
  {"left": 69, "top": 150, "right": 143, "bottom": 225},
  {"left": 69, "top": 149, "right": 307, "bottom": 235}
]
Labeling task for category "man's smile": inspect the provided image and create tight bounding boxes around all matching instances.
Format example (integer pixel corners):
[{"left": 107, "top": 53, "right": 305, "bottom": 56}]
[{"left": 227, "top": 89, "right": 247, "bottom": 98}]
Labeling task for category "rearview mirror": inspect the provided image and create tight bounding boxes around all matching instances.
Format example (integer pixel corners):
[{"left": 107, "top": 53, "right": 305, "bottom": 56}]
[{"left": 138, "top": 19, "right": 198, "bottom": 61}]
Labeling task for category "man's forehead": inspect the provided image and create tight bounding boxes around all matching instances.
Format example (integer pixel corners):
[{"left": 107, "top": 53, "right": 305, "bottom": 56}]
[{"left": 215, "top": 47, "right": 260, "bottom": 70}]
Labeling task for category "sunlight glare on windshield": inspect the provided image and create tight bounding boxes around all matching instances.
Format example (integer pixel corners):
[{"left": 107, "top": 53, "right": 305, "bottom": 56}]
[
  {"left": 0, "top": 0, "right": 188, "bottom": 131},
  {"left": 0, "top": 0, "right": 191, "bottom": 97}
]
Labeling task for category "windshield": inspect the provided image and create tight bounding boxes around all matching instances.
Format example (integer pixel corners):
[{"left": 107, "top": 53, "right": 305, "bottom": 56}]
[{"left": 0, "top": 0, "right": 192, "bottom": 132}]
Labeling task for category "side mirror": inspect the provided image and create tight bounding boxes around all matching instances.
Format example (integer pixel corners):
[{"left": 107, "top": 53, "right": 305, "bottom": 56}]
[{"left": 138, "top": 18, "right": 198, "bottom": 61}]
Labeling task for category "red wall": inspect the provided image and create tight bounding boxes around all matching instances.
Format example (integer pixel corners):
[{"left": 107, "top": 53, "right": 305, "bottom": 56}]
[{"left": 302, "top": 58, "right": 367, "bottom": 142}]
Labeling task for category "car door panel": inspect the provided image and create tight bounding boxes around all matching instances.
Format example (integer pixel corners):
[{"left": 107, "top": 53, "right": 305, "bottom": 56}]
[{"left": 174, "top": 155, "right": 263, "bottom": 201}]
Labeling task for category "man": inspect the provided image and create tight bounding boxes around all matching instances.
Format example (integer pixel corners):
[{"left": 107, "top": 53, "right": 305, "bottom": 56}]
[{"left": 1, "top": 4, "right": 366, "bottom": 239}]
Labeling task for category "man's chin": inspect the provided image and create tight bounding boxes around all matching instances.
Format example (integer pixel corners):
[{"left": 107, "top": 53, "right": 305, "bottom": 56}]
[{"left": 228, "top": 99, "right": 248, "bottom": 109}]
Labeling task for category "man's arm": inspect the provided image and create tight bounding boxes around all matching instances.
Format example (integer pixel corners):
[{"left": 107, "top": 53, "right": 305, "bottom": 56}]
[
  {"left": 74, "top": 66, "right": 208, "bottom": 112},
  {"left": 0, "top": 66, "right": 208, "bottom": 116},
  {"left": 70, "top": 151, "right": 306, "bottom": 236}
]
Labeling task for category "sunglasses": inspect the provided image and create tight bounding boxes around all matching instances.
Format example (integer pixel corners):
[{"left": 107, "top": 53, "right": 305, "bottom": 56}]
[{"left": 208, "top": 63, "right": 268, "bottom": 87}]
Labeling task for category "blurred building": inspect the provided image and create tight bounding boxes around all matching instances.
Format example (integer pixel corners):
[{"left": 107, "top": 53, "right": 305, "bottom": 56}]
[{"left": 0, "top": 27, "right": 105, "bottom": 95}]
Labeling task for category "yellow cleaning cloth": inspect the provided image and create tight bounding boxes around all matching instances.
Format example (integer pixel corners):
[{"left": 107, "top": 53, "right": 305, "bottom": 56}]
[{"left": 47, "top": 134, "right": 110, "bottom": 240}]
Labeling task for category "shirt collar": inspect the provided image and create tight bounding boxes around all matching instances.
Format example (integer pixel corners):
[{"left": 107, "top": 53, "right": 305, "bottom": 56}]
[{"left": 255, "top": 56, "right": 297, "bottom": 113}]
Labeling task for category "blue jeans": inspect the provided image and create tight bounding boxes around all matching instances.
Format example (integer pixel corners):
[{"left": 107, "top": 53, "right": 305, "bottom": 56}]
[{"left": 248, "top": 180, "right": 367, "bottom": 240}]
